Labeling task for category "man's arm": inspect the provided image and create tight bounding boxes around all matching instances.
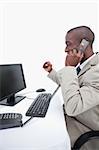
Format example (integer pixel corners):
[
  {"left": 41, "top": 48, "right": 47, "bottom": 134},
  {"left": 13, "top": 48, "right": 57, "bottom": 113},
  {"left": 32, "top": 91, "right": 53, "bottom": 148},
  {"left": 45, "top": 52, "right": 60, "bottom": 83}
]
[
  {"left": 43, "top": 52, "right": 99, "bottom": 116},
  {"left": 47, "top": 69, "right": 60, "bottom": 85}
]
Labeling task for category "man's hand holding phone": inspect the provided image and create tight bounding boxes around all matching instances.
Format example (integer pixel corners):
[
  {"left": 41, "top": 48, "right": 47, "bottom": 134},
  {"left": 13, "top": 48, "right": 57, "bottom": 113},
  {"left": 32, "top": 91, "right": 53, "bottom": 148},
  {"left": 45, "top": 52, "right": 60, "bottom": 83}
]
[{"left": 65, "top": 49, "right": 84, "bottom": 66}]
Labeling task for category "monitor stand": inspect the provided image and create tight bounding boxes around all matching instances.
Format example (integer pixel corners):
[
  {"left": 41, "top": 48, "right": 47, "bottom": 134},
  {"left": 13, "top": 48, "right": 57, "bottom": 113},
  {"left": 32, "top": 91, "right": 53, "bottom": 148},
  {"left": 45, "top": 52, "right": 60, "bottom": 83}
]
[{"left": 0, "top": 94, "right": 26, "bottom": 106}]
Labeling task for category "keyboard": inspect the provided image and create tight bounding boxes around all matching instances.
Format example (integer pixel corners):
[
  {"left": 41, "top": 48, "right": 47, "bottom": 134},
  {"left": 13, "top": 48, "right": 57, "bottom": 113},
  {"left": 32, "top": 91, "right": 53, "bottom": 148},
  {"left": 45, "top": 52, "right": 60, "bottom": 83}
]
[
  {"left": 26, "top": 93, "right": 52, "bottom": 117},
  {"left": 0, "top": 113, "right": 22, "bottom": 130}
]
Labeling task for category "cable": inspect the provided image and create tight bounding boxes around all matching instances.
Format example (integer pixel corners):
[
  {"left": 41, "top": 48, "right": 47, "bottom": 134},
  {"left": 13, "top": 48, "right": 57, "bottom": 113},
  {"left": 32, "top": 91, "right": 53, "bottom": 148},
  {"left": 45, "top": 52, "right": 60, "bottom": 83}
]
[{"left": 21, "top": 117, "right": 33, "bottom": 127}]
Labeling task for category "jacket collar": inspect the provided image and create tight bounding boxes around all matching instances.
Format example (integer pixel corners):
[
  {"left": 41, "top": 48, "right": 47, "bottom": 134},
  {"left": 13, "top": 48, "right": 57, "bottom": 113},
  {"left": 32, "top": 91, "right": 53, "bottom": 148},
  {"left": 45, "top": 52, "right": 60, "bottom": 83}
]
[{"left": 78, "top": 52, "right": 99, "bottom": 77}]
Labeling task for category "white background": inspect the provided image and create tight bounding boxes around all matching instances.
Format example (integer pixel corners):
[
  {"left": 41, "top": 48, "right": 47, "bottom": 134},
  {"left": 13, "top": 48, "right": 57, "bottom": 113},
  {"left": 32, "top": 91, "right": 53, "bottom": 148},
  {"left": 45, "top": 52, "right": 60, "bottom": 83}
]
[{"left": 0, "top": 0, "right": 98, "bottom": 93}]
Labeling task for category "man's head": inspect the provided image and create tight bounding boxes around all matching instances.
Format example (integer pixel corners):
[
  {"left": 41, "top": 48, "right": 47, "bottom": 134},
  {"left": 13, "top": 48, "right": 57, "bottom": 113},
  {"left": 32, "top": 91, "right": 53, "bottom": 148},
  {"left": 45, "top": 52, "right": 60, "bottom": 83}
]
[{"left": 65, "top": 26, "right": 95, "bottom": 61}]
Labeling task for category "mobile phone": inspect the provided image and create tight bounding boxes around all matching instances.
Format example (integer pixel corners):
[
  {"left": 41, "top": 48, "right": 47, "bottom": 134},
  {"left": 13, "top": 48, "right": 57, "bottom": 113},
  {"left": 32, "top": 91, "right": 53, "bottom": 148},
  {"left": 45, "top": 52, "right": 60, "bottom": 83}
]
[{"left": 79, "top": 39, "right": 89, "bottom": 52}]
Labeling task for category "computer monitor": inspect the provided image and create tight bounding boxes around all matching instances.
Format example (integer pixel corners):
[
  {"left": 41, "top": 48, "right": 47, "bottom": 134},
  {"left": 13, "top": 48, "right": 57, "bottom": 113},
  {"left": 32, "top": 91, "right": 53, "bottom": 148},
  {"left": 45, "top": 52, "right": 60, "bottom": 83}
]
[{"left": 0, "top": 64, "right": 26, "bottom": 106}]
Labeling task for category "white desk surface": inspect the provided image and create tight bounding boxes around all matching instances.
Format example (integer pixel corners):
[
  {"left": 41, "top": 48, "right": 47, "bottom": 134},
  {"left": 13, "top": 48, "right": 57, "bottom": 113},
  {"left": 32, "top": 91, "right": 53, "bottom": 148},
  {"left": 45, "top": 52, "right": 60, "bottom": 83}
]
[{"left": 0, "top": 91, "right": 71, "bottom": 150}]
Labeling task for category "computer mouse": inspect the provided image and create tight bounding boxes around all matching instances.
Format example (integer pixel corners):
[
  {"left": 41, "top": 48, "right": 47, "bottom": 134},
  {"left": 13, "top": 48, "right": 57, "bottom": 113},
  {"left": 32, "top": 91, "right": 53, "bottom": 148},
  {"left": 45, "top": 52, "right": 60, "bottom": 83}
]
[{"left": 36, "top": 88, "right": 46, "bottom": 92}]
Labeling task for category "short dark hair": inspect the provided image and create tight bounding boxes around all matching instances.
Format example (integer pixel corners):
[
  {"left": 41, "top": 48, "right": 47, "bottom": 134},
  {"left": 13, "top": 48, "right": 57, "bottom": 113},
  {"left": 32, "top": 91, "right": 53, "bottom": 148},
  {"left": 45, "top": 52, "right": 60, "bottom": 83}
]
[{"left": 67, "top": 26, "right": 95, "bottom": 46}]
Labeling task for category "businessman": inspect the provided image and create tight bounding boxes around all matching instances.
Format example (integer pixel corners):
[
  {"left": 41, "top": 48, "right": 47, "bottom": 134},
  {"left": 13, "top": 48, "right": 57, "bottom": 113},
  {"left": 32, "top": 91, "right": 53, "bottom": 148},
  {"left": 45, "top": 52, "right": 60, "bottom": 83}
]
[{"left": 43, "top": 26, "right": 99, "bottom": 150}]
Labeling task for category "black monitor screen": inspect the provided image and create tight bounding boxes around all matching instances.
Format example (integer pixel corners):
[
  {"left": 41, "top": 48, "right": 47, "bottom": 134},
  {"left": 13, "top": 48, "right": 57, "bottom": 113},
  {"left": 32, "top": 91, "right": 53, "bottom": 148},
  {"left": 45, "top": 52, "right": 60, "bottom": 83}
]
[{"left": 0, "top": 64, "right": 26, "bottom": 106}]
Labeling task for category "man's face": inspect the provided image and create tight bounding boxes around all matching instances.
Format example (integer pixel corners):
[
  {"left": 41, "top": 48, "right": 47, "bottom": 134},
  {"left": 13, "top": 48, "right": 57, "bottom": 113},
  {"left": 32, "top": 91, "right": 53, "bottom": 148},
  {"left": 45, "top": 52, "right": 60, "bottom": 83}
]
[{"left": 65, "top": 31, "right": 80, "bottom": 54}]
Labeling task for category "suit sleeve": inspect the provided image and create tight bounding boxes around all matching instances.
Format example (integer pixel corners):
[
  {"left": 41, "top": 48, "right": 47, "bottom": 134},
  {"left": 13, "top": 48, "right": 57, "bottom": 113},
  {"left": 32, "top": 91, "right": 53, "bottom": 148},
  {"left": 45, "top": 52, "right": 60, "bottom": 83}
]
[
  {"left": 48, "top": 66, "right": 99, "bottom": 116},
  {"left": 47, "top": 69, "right": 61, "bottom": 85}
]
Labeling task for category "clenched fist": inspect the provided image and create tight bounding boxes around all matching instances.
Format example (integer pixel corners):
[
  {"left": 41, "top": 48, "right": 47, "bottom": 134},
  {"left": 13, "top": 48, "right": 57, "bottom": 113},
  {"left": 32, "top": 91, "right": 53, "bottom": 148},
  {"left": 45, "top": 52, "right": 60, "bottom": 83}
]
[{"left": 43, "top": 61, "right": 53, "bottom": 73}]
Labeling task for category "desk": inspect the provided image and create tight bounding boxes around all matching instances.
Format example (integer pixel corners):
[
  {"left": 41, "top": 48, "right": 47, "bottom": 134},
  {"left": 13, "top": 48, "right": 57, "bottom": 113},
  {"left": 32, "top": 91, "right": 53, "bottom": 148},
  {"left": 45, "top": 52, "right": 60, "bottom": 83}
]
[{"left": 0, "top": 91, "right": 71, "bottom": 150}]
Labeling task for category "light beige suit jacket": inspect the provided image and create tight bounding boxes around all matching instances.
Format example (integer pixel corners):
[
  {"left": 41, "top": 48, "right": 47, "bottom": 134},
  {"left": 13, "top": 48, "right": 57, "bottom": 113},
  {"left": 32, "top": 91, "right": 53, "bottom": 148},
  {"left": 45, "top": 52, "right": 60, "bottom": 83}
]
[{"left": 48, "top": 53, "right": 99, "bottom": 150}]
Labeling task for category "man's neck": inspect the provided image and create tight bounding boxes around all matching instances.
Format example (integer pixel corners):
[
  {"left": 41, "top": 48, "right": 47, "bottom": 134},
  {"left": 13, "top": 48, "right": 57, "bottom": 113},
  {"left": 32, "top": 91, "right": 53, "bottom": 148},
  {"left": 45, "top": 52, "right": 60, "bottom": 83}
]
[{"left": 80, "top": 50, "right": 94, "bottom": 64}]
